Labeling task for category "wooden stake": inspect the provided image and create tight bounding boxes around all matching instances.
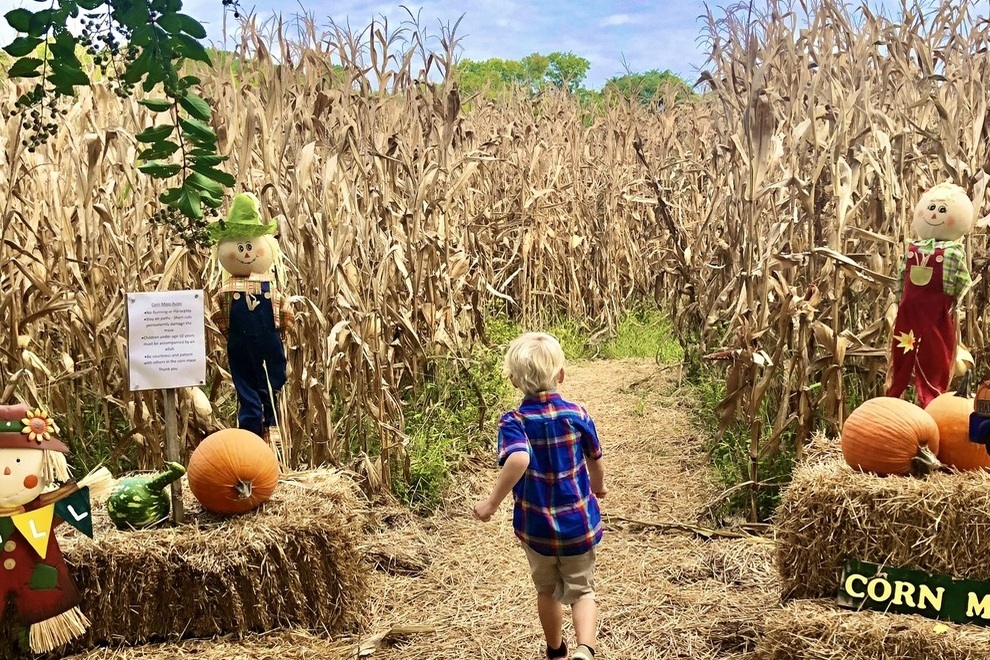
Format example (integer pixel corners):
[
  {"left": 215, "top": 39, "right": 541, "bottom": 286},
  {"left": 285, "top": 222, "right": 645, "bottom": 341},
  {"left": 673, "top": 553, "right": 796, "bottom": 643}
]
[{"left": 163, "top": 388, "right": 184, "bottom": 524}]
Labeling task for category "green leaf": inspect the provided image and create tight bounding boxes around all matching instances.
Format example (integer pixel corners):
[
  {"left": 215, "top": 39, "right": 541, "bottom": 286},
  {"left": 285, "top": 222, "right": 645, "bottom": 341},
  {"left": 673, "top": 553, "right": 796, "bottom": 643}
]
[
  {"left": 185, "top": 171, "right": 224, "bottom": 197},
  {"left": 179, "top": 117, "right": 216, "bottom": 145},
  {"left": 28, "top": 9, "right": 60, "bottom": 37},
  {"left": 135, "top": 124, "right": 175, "bottom": 143},
  {"left": 159, "top": 187, "right": 182, "bottom": 205},
  {"left": 138, "top": 140, "right": 180, "bottom": 160},
  {"left": 191, "top": 154, "right": 225, "bottom": 166},
  {"left": 178, "top": 91, "right": 211, "bottom": 121},
  {"left": 138, "top": 161, "right": 182, "bottom": 178},
  {"left": 139, "top": 98, "right": 174, "bottom": 112},
  {"left": 7, "top": 57, "right": 43, "bottom": 78},
  {"left": 3, "top": 36, "right": 42, "bottom": 57},
  {"left": 176, "top": 183, "right": 203, "bottom": 219},
  {"left": 50, "top": 60, "right": 90, "bottom": 87},
  {"left": 156, "top": 13, "right": 183, "bottom": 34},
  {"left": 120, "top": 2, "right": 150, "bottom": 26},
  {"left": 174, "top": 33, "right": 210, "bottom": 65},
  {"left": 4, "top": 9, "right": 33, "bottom": 33},
  {"left": 191, "top": 162, "right": 236, "bottom": 187},
  {"left": 123, "top": 48, "right": 153, "bottom": 84},
  {"left": 177, "top": 14, "right": 207, "bottom": 39}
]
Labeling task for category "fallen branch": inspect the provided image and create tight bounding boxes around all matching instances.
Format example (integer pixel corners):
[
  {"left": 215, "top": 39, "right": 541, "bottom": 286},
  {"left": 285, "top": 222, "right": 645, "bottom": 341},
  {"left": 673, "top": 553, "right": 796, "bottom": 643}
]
[{"left": 606, "top": 515, "right": 772, "bottom": 542}]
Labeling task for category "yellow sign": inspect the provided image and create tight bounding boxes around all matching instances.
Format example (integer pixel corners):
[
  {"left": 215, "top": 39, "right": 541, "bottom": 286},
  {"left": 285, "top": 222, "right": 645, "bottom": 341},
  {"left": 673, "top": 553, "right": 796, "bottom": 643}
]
[{"left": 12, "top": 505, "right": 54, "bottom": 559}]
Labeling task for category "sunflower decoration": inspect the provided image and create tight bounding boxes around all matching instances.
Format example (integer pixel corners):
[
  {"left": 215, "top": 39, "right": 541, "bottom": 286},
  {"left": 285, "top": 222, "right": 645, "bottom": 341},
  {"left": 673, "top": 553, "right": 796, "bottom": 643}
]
[{"left": 21, "top": 408, "right": 57, "bottom": 444}]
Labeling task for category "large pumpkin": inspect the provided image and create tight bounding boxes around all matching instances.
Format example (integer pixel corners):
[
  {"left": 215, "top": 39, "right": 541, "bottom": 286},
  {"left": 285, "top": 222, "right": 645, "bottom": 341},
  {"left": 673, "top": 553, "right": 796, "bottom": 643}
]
[
  {"left": 927, "top": 379, "right": 990, "bottom": 471},
  {"left": 187, "top": 428, "right": 279, "bottom": 515},
  {"left": 841, "top": 397, "right": 940, "bottom": 476}
]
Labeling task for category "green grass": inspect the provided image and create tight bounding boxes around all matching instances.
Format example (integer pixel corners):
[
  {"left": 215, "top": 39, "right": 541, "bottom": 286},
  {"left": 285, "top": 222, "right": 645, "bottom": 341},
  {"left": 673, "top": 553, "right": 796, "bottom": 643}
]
[
  {"left": 691, "top": 372, "right": 797, "bottom": 523},
  {"left": 601, "top": 306, "right": 683, "bottom": 362}
]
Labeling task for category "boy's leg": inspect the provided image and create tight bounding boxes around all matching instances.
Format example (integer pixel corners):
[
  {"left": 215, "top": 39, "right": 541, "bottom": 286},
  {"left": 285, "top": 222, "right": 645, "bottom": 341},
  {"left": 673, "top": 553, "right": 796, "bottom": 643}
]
[
  {"left": 523, "top": 545, "right": 567, "bottom": 654},
  {"left": 571, "top": 597, "right": 597, "bottom": 649},
  {"left": 538, "top": 592, "right": 564, "bottom": 649},
  {"left": 558, "top": 549, "right": 598, "bottom": 655}
]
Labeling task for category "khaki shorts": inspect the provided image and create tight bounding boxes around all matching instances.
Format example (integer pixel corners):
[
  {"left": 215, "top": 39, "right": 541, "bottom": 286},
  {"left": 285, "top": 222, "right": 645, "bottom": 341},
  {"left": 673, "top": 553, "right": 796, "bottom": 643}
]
[{"left": 522, "top": 544, "right": 596, "bottom": 605}]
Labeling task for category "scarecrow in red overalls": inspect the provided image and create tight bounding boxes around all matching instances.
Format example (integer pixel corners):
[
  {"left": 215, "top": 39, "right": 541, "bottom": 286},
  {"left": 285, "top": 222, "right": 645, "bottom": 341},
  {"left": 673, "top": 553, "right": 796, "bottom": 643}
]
[
  {"left": 0, "top": 403, "right": 110, "bottom": 654},
  {"left": 886, "top": 182, "right": 975, "bottom": 408}
]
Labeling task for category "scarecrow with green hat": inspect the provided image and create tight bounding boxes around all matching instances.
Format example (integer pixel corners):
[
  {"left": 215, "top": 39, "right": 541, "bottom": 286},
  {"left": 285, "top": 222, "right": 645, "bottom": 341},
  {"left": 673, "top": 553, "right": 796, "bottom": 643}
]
[
  {"left": 208, "top": 193, "right": 293, "bottom": 449},
  {"left": 0, "top": 403, "right": 111, "bottom": 654}
]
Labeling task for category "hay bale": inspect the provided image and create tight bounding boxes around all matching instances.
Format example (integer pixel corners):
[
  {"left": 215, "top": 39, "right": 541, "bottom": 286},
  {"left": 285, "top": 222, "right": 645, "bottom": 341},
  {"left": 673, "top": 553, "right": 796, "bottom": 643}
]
[
  {"left": 756, "top": 599, "right": 990, "bottom": 660},
  {"left": 0, "top": 469, "right": 369, "bottom": 659},
  {"left": 776, "top": 458, "right": 990, "bottom": 599}
]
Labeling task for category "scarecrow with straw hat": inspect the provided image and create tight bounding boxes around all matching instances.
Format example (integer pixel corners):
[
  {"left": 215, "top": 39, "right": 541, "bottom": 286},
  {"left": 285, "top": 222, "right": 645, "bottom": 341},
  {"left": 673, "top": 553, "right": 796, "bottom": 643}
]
[
  {"left": 208, "top": 193, "right": 293, "bottom": 454},
  {"left": 0, "top": 403, "right": 110, "bottom": 654}
]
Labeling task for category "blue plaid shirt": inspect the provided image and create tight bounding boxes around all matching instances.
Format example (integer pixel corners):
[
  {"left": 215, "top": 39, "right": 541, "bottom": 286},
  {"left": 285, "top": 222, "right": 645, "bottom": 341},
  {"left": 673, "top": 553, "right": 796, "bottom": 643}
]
[{"left": 497, "top": 391, "right": 603, "bottom": 556}]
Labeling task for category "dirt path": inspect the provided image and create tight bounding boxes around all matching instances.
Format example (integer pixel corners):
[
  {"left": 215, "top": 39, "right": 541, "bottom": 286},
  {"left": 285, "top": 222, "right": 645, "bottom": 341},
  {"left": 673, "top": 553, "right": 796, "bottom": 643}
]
[
  {"left": 71, "top": 359, "right": 778, "bottom": 659},
  {"left": 359, "top": 359, "right": 777, "bottom": 659}
]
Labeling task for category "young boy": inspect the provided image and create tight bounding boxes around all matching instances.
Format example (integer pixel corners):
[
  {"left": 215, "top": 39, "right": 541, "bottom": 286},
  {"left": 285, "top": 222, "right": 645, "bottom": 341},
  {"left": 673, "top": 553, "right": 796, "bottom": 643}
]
[{"left": 474, "top": 332, "right": 606, "bottom": 660}]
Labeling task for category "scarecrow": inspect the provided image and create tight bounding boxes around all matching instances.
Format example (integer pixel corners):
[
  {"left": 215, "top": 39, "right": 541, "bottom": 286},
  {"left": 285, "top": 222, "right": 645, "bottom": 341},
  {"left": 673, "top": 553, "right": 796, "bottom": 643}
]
[
  {"left": 886, "top": 182, "right": 974, "bottom": 408},
  {"left": 208, "top": 193, "right": 293, "bottom": 450},
  {"left": 0, "top": 403, "right": 110, "bottom": 654}
]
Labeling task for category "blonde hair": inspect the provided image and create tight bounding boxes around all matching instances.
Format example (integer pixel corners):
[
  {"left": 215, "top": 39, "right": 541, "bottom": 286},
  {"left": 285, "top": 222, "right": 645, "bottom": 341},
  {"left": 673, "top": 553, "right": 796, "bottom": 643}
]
[{"left": 503, "top": 333, "right": 565, "bottom": 396}]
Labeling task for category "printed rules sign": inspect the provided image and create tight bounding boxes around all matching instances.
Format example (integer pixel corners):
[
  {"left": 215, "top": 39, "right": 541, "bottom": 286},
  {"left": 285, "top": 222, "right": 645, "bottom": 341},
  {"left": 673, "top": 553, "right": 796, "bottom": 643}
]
[{"left": 126, "top": 290, "right": 207, "bottom": 391}]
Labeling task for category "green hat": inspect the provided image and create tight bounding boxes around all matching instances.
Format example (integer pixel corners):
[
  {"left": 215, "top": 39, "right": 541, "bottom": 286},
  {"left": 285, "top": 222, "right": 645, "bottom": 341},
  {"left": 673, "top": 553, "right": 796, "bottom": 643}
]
[{"left": 208, "top": 193, "right": 277, "bottom": 243}]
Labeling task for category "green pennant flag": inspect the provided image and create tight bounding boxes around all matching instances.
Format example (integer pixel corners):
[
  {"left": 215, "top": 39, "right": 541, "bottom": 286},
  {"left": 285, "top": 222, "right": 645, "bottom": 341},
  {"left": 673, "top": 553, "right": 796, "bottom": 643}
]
[
  {"left": 54, "top": 488, "right": 93, "bottom": 538},
  {"left": 0, "top": 517, "right": 12, "bottom": 544}
]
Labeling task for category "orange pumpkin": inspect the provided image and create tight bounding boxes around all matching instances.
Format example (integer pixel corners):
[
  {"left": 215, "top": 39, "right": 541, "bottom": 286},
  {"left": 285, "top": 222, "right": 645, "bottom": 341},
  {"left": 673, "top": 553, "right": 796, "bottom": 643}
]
[
  {"left": 187, "top": 428, "right": 280, "bottom": 515},
  {"left": 841, "top": 397, "right": 940, "bottom": 476},
  {"left": 927, "top": 379, "right": 990, "bottom": 471}
]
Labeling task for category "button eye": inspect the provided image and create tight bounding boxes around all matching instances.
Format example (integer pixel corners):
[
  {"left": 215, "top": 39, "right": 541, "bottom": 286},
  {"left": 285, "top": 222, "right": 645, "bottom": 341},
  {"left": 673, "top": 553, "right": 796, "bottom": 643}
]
[
  {"left": 238, "top": 244, "right": 245, "bottom": 253},
  {"left": 938, "top": 206, "right": 947, "bottom": 214},
  {"left": 928, "top": 203, "right": 936, "bottom": 211},
  {"left": 15, "top": 459, "right": 19, "bottom": 463}
]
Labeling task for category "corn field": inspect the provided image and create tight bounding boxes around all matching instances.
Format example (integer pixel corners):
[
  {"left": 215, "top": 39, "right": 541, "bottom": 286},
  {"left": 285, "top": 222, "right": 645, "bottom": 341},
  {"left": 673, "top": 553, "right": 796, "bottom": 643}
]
[{"left": 1, "top": 1, "right": 988, "bottom": 512}]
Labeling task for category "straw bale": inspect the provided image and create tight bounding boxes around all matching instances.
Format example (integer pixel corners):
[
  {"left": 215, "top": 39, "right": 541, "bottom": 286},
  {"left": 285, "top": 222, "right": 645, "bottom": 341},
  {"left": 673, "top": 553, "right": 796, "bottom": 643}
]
[
  {"left": 756, "top": 599, "right": 990, "bottom": 660},
  {"left": 0, "top": 469, "right": 369, "bottom": 659},
  {"left": 776, "top": 457, "right": 990, "bottom": 599}
]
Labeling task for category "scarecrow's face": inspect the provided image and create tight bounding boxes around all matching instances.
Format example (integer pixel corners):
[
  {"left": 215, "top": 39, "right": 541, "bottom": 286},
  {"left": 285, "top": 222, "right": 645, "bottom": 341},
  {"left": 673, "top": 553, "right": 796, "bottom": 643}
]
[
  {"left": 912, "top": 187, "right": 974, "bottom": 241},
  {"left": 217, "top": 236, "right": 276, "bottom": 277},
  {"left": 0, "top": 448, "right": 46, "bottom": 508}
]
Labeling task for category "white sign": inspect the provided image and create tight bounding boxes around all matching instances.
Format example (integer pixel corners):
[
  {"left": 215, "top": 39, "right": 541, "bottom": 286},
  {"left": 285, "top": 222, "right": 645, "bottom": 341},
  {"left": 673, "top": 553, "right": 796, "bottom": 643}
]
[{"left": 127, "top": 290, "right": 207, "bottom": 391}]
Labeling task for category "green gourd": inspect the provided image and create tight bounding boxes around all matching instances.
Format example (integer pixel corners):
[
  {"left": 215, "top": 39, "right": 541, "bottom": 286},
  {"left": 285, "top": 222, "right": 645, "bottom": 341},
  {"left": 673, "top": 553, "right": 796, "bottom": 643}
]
[{"left": 107, "top": 462, "right": 186, "bottom": 530}]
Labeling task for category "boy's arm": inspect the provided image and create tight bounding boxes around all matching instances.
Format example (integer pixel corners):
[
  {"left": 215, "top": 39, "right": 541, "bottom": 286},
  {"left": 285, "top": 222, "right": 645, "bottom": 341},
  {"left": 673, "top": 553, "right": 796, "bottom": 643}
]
[
  {"left": 474, "top": 452, "right": 529, "bottom": 522},
  {"left": 587, "top": 456, "right": 606, "bottom": 498}
]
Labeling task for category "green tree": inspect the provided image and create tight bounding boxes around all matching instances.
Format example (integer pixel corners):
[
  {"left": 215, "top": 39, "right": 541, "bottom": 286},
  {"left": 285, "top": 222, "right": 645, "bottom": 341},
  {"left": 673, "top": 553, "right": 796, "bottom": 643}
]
[
  {"left": 604, "top": 69, "right": 694, "bottom": 108},
  {"left": 454, "top": 51, "right": 590, "bottom": 97},
  {"left": 544, "top": 51, "right": 589, "bottom": 93},
  {"left": 453, "top": 57, "right": 528, "bottom": 96},
  {"left": 2, "top": 0, "right": 236, "bottom": 246}
]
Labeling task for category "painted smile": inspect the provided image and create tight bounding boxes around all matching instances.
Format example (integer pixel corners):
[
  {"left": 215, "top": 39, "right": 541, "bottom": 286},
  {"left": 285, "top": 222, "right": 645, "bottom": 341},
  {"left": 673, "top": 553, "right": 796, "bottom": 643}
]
[
  {"left": 925, "top": 219, "right": 944, "bottom": 226},
  {"left": 237, "top": 256, "right": 258, "bottom": 264}
]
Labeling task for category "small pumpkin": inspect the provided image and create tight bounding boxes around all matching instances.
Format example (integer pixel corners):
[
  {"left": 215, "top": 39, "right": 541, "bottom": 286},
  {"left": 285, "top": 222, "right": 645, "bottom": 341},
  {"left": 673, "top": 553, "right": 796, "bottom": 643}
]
[
  {"left": 841, "top": 396, "right": 940, "bottom": 476},
  {"left": 107, "top": 462, "right": 186, "bottom": 529},
  {"left": 187, "top": 428, "right": 279, "bottom": 515},
  {"left": 927, "top": 375, "right": 990, "bottom": 471}
]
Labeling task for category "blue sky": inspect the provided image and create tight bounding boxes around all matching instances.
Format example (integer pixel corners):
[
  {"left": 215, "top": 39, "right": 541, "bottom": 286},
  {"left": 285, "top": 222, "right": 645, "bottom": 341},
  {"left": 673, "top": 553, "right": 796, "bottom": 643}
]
[
  {"left": 0, "top": 0, "right": 716, "bottom": 88},
  {"left": 1, "top": 1, "right": 975, "bottom": 89}
]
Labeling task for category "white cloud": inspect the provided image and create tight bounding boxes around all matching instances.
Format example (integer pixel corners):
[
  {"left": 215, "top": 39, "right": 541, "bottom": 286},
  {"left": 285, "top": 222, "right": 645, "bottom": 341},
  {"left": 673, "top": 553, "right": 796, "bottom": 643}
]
[{"left": 601, "top": 14, "right": 635, "bottom": 27}]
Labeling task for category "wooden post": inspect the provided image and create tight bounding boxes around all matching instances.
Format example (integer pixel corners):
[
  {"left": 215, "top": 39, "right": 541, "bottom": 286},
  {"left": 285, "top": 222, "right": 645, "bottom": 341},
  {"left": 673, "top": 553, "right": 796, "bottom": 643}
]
[{"left": 163, "top": 388, "right": 184, "bottom": 524}]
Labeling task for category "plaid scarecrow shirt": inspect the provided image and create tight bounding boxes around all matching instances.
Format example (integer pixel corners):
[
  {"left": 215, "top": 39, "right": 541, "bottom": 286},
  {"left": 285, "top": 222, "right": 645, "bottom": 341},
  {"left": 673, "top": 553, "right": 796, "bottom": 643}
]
[
  {"left": 210, "top": 277, "right": 294, "bottom": 337},
  {"left": 497, "top": 391, "right": 603, "bottom": 557}
]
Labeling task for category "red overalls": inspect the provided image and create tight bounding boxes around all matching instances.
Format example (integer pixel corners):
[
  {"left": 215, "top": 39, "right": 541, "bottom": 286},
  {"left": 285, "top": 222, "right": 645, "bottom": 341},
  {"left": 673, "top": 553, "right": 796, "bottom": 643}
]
[
  {"left": 0, "top": 504, "right": 81, "bottom": 625},
  {"left": 886, "top": 243, "right": 956, "bottom": 408}
]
